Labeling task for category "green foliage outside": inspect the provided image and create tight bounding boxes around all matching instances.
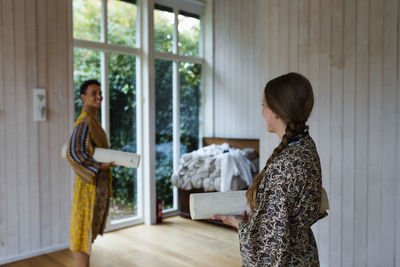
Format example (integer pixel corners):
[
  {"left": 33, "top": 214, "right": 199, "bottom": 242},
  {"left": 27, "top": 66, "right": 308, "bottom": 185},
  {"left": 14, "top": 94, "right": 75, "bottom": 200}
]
[
  {"left": 109, "top": 53, "right": 137, "bottom": 217},
  {"left": 73, "top": 0, "right": 201, "bottom": 214}
]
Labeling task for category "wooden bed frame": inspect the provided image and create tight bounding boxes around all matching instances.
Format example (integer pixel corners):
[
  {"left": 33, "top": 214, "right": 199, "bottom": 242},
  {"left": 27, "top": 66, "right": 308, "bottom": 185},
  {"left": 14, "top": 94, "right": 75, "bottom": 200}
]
[{"left": 178, "top": 137, "right": 260, "bottom": 221}]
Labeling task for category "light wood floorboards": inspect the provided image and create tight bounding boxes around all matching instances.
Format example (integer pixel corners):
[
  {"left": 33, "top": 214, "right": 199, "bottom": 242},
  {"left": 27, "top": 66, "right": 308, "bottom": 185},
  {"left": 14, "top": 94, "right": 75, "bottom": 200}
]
[{"left": 4, "top": 216, "right": 242, "bottom": 267}]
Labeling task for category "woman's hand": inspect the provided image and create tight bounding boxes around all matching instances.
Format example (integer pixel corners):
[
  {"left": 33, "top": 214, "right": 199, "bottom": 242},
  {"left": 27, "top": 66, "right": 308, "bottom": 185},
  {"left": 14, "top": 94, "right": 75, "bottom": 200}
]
[
  {"left": 212, "top": 210, "right": 251, "bottom": 229},
  {"left": 99, "top": 161, "right": 115, "bottom": 169}
]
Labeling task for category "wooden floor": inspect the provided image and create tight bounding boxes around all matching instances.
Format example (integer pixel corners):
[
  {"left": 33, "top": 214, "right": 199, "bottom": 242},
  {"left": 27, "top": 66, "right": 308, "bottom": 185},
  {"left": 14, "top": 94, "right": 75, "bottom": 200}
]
[{"left": 4, "top": 216, "right": 242, "bottom": 267}]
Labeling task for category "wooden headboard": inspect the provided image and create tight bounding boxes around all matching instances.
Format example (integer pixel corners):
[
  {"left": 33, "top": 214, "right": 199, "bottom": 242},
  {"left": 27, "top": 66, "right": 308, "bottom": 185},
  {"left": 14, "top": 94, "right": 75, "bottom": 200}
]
[{"left": 202, "top": 137, "right": 259, "bottom": 153}]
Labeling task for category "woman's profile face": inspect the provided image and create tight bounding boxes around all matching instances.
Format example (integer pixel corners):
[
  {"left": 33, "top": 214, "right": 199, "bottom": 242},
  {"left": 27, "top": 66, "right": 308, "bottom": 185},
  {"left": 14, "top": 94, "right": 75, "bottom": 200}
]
[{"left": 262, "top": 96, "right": 280, "bottom": 133}]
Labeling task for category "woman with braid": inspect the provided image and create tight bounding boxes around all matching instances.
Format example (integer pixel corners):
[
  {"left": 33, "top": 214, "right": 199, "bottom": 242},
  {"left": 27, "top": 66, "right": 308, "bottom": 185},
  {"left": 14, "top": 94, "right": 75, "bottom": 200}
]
[{"left": 213, "top": 73, "right": 327, "bottom": 266}]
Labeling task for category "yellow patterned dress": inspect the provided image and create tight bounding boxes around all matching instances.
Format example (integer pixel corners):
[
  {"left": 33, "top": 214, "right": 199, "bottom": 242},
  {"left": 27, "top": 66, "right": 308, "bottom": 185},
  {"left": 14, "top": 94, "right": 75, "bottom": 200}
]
[{"left": 67, "top": 109, "right": 112, "bottom": 254}]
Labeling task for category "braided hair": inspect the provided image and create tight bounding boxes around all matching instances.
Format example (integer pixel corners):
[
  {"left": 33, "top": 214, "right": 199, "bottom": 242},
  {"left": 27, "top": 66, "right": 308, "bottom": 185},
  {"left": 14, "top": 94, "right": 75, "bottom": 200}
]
[{"left": 246, "top": 72, "right": 314, "bottom": 211}]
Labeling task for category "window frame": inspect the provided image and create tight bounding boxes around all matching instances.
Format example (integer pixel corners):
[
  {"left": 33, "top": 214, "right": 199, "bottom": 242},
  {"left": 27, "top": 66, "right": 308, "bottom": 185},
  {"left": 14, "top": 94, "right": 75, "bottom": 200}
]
[
  {"left": 73, "top": 0, "right": 143, "bottom": 230},
  {"left": 153, "top": 2, "right": 204, "bottom": 215},
  {"left": 72, "top": 0, "right": 212, "bottom": 226}
]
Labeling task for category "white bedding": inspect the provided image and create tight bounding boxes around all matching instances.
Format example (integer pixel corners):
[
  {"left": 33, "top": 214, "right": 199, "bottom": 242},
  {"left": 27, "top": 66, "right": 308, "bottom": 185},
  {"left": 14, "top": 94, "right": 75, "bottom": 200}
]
[{"left": 171, "top": 143, "right": 258, "bottom": 192}]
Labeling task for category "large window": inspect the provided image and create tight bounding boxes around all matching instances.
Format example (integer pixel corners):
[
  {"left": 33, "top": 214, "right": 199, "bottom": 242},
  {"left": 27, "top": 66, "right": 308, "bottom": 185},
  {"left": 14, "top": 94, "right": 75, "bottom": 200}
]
[
  {"left": 73, "top": 0, "right": 206, "bottom": 224},
  {"left": 154, "top": 5, "right": 203, "bottom": 211},
  {"left": 73, "top": 0, "right": 140, "bottom": 229}
]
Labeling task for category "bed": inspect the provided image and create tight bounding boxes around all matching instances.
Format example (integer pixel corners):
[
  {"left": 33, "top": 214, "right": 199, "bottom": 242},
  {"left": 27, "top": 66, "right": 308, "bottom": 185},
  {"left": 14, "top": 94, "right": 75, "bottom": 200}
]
[{"left": 177, "top": 137, "right": 260, "bottom": 219}]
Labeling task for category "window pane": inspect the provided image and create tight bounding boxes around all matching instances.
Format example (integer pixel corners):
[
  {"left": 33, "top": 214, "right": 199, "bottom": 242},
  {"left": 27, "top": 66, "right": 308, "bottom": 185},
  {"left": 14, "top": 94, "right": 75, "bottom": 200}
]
[
  {"left": 73, "top": 0, "right": 101, "bottom": 42},
  {"left": 155, "top": 59, "right": 174, "bottom": 209},
  {"left": 178, "top": 13, "right": 200, "bottom": 57},
  {"left": 154, "top": 8, "right": 174, "bottom": 53},
  {"left": 73, "top": 48, "right": 101, "bottom": 119},
  {"left": 180, "top": 62, "right": 201, "bottom": 153},
  {"left": 108, "top": 0, "right": 137, "bottom": 47},
  {"left": 109, "top": 53, "right": 138, "bottom": 221}
]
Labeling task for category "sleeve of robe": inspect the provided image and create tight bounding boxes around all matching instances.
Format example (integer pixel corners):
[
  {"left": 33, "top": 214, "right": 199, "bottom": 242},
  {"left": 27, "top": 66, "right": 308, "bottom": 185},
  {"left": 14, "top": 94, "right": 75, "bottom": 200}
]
[
  {"left": 67, "top": 122, "right": 102, "bottom": 184},
  {"left": 238, "top": 159, "right": 295, "bottom": 266}
]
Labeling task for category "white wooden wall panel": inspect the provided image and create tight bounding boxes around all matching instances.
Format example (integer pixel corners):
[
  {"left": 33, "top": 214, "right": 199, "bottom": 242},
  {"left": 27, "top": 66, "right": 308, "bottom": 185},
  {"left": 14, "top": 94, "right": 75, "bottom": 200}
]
[
  {"left": 382, "top": 0, "right": 398, "bottom": 264},
  {"left": 3, "top": 0, "right": 18, "bottom": 257},
  {"left": 354, "top": 0, "right": 369, "bottom": 265},
  {"left": 396, "top": 1, "right": 400, "bottom": 261},
  {"left": 214, "top": 0, "right": 259, "bottom": 138},
  {"left": 0, "top": 0, "right": 5, "bottom": 259},
  {"left": 15, "top": 0, "right": 30, "bottom": 255},
  {"left": 309, "top": 0, "right": 321, "bottom": 247},
  {"left": 214, "top": 0, "right": 400, "bottom": 266},
  {"left": 25, "top": 0, "right": 39, "bottom": 253},
  {"left": 330, "top": 0, "right": 344, "bottom": 263},
  {"left": 257, "top": 0, "right": 272, "bottom": 167},
  {"left": 0, "top": 0, "right": 73, "bottom": 263},
  {"left": 342, "top": 0, "right": 356, "bottom": 265}
]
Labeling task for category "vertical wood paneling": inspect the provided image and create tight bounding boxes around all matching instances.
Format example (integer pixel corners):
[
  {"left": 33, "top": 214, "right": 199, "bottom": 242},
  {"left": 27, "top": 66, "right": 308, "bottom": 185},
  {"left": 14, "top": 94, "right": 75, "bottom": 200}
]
[
  {"left": 215, "top": 0, "right": 400, "bottom": 264},
  {"left": 318, "top": 0, "right": 332, "bottom": 264},
  {"left": 225, "top": 0, "right": 232, "bottom": 138},
  {"left": 252, "top": 1, "right": 262, "bottom": 139},
  {"left": 57, "top": 0, "right": 68, "bottom": 244},
  {"left": 288, "top": 0, "right": 298, "bottom": 72},
  {"left": 298, "top": 0, "right": 309, "bottom": 77},
  {"left": 367, "top": 0, "right": 384, "bottom": 265},
  {"left": 397, "top": 0, "right": 400, "bottom": 262},
  {"left": 57, "top": 0, "right": 71, "bottom": 244},
  {"left": 354, "top": 0, "right": 369, "bottom": 264},
  {"left": 308, "top": 0, "right": 320, "bottom": 136},
  {"left": 37, "top": 0, "right": 51, "bottom": 248},
  {"left": 354, "top": 2, "right": 371, "bottom": 267},
  {"left": 267, "top": 0, "right": 281, "bottom": 157},
  {"left": 25, "top": 0, "right": 41, "bottom": 252},
  {"left": 382, "top": 0, "right": 398, "bottom": 264},
  {"left": 3, "top": 0, "right": 19, "bottom": 257},
  {"left": 330, "top": 0, "right": 344, "bottom": 264},
  {"left": 14, "top": 0, "right": 30, "bottom": 255},
  {"left": 279, "top": 0, "right": 288, "bottom": 73},
  {"left": 47, "top": 0, "right": 61, "bottom": 246},
  {"left": 236, "top": 0, "right": 242, "bottom": 137},
  {"left": 248, "top": 3, "right": 257, "bottom": 138},
  {"left": 0, "top": 0, "right": 6, "bottom": 258},
  {"left": 214, "top": 0, "right": 262, "bottom": 139},
  {"left": 258, "top": 0, "right": 271, "bottom": 165},
  {"left": 237, "top": 0, "right": 245, "bottom": 137},
  {"left": 217, "top": 0, "right": 228, "bottom": 137},
  {"left": 0, "top": 0, "right": 72, "bottom": 262},
  {"left": 213, "top": 0, "right": 221, "bottom": 137},
  {"left": 269, "top": 0, "right": 279, "bottom": 80},
  {"left": 342, "top": 0, "right": 356, "bottom": 265},
  {"left": 309, "top": 0, "right": 320, "bottom": 246},
  {"left": 397, "top": 13, "right": 400, "bottom": 262}
]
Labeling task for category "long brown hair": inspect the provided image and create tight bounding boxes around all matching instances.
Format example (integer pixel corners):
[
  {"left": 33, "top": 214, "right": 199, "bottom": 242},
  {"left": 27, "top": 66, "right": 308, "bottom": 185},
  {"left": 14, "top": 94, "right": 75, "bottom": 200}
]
[{"left": 246, "top": 72, "right": 314, "bottom": 210}]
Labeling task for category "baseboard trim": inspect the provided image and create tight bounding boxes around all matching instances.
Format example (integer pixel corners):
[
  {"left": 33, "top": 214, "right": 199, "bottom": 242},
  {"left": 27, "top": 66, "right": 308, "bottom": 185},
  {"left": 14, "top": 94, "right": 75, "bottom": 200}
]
[{"left": 0, "top": 243, "right": 69, "bottom": 265}]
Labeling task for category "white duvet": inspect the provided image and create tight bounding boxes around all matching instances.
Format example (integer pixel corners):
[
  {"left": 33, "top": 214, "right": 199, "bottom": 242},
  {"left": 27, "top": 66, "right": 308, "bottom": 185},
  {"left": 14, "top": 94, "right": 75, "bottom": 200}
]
[{"left": 171, "top": 143, "right": 257, "bottom": 192}]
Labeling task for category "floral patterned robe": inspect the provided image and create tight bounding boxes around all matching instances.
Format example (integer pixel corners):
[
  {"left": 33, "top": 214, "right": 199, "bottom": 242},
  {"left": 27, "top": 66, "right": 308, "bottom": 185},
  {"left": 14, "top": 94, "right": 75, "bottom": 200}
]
[
  {"left": 239, "top": 133, "right": 326, "bottom": 266},
  {"left": 67, "top": 109, "right": 112, "bottom": 254}
]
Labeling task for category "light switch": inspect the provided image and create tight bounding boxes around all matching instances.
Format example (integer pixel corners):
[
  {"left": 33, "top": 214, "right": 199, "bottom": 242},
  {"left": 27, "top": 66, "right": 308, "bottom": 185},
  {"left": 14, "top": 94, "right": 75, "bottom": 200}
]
[{"left": 33, "top": 88, "right": 46, "bottom": 121}]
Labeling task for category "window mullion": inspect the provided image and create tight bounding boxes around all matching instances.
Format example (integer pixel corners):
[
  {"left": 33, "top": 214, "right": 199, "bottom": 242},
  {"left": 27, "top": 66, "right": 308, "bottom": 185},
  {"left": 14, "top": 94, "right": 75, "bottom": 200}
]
[
  {"left": 141, "top": 0, "right": 157, "bottom": 225},
  {"left": 101, "top": 0, "right": 111, "bottom": 229},
  {"left": 101, "top": 52, "right": 110, "bottom": 140},
  {"left": 101, "top": 0, "right": 108, "bottom": 43},
  {"left": 100, "top": 0, "right": 110, "bottom": 141},
  {"left": 173, "top": 9, "right": 178, "bottom": 54},
  {"left": 172, "top": 9, "right": 179, "bottom": 210}
]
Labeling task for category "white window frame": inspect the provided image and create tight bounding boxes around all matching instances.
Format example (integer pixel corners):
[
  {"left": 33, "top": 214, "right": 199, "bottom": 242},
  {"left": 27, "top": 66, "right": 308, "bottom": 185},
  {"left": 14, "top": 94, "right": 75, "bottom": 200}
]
[
  {"left": 72, "top": 0, "right": 213, "bottom": 226},
  {"left": 73, "top": 0, "right": 144, "bottom": 230},
  {"left": 153, "top": 1, "right": 205, "bottom": 216}
]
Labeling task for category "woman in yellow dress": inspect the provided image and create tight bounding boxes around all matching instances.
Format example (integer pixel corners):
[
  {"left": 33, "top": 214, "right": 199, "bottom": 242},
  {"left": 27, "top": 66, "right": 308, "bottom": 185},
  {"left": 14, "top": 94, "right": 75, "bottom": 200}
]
[{"left": 67, "top": 80, "right": 114, "bottom": 267}]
